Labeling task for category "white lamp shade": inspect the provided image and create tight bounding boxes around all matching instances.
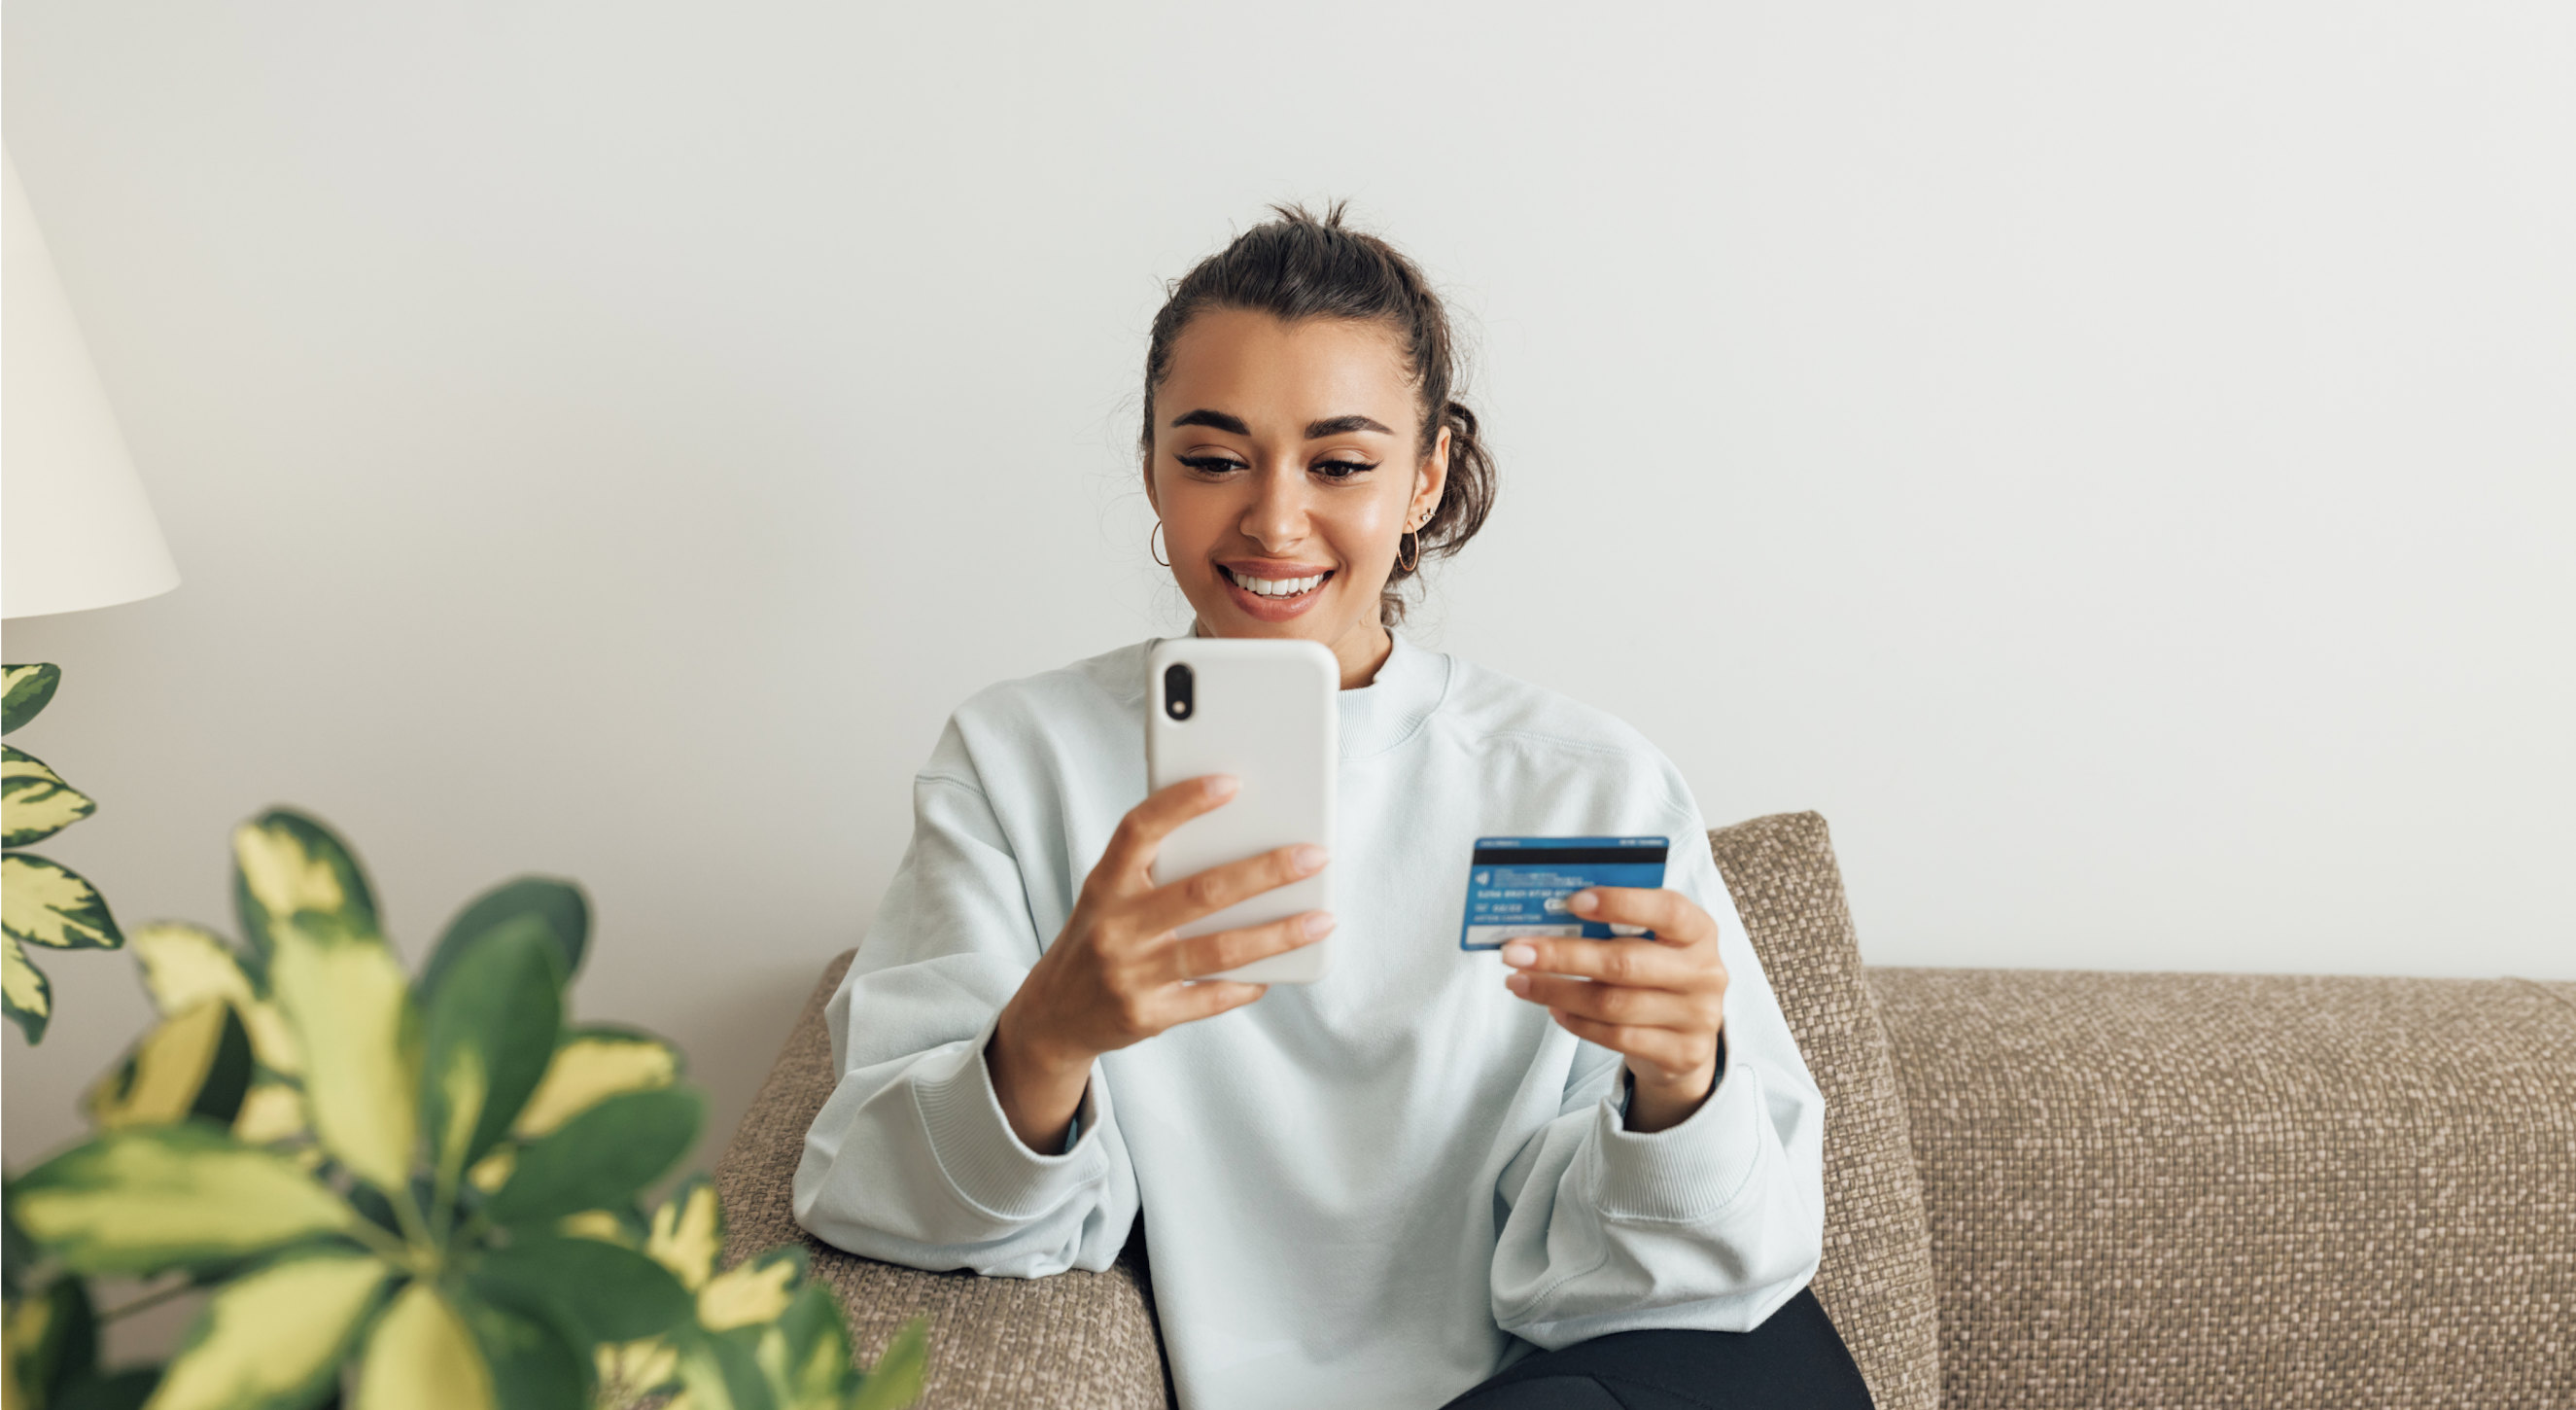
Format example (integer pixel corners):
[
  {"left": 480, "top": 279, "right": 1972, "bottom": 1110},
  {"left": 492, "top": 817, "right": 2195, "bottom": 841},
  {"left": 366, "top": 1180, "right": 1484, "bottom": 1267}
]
[{"left": 3, "top": 149, "right": 180, "bottom": 619}]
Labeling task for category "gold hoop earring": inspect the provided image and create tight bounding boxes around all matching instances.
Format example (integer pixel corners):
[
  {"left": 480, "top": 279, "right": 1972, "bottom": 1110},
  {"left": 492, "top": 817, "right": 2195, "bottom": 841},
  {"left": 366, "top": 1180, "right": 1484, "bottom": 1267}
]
[
  {"left": 1149, "top": 520, "right": 1171, "bottom": 568},
  {"left": 1398, "top": 530, "right": 1421, "bottom": 574}
]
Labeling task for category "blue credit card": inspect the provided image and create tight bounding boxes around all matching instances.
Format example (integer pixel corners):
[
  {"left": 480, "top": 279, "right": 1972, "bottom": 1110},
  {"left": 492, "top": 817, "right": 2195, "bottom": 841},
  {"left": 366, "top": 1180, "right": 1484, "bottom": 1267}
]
[{"left": 1459, "top": 836, "right": 1670, "bottom": 950}]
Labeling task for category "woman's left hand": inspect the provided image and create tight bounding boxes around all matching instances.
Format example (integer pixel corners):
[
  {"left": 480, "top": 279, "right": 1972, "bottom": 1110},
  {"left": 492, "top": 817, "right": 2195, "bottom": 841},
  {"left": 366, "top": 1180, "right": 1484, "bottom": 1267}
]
[{"left": 1501, "top": 888, "right": 1729, "bottom": 1134}]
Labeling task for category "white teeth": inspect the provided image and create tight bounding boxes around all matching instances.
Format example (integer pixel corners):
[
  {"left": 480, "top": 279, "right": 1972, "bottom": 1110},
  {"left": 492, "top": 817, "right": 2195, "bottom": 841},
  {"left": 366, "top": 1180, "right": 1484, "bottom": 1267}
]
[{"left": 1230, "top": 570, "right": 1325, "bottom": 598}]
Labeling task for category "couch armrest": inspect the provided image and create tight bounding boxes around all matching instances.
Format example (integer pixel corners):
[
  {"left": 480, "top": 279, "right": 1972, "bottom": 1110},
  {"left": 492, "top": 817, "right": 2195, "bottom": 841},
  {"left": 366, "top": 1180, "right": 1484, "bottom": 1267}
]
[
  {"left": 1871, "top": 968, "right": 2576, "bottom": 1406},
  {"left": 715, "top": 950, "right": 1174, "bottom": 1410}
]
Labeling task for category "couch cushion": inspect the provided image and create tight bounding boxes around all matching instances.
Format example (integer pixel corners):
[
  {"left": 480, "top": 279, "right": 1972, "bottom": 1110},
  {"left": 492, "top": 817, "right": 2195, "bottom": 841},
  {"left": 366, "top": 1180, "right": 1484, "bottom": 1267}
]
[
  {"left": 1871, "top": 968, "right": 2576, "bottom": 1407},
  {"left": 715, "top": 950, "right": 1174, "bottom": 1409},
  {"left": 1711, "top": 813, "right": 1940, "bottom": 1410}
]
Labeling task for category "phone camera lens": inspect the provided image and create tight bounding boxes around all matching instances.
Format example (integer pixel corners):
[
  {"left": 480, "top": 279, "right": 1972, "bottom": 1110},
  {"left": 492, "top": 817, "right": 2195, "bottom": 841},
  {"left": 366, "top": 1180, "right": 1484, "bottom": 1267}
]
[{"left": 1164, "top": 663, "right": 1194, "bottom": 721}]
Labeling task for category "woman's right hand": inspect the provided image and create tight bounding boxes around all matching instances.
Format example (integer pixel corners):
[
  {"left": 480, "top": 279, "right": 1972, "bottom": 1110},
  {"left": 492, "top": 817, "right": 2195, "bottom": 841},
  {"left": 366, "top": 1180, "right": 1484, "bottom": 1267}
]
[{"left": 987, "top": 773, "right": 1334, "bottom": 1152}]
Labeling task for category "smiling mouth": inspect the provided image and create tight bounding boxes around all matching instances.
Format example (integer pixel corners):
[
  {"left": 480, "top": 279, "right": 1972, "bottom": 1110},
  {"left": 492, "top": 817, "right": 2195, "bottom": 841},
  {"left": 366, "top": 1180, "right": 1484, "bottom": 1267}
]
[{"left": 1222, "top": 567, "right": 1333, "bottom": 600}]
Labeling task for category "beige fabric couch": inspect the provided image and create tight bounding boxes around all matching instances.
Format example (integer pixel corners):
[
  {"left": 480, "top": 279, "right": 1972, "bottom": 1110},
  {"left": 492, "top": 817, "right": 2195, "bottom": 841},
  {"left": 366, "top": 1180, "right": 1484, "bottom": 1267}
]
[{"left": 717, "top": 813, "right": 2576, "bottom": 1408}]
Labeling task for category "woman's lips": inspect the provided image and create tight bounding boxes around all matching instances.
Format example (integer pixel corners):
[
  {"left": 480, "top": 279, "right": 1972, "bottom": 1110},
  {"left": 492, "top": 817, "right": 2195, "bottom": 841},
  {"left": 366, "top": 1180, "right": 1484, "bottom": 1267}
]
[
  {"left": 1219, "top": 564, "right": 1334, "bottom": 620},
  {"left": 1223, "top": 565, "right": 1329, "bottom": 598}
]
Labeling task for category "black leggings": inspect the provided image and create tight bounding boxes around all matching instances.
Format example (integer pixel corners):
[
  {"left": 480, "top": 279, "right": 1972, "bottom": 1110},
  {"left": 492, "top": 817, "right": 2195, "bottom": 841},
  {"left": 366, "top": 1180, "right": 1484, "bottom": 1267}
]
[{"left": 1438, "top": 1289, "right": 1874, "bottom": 1410}]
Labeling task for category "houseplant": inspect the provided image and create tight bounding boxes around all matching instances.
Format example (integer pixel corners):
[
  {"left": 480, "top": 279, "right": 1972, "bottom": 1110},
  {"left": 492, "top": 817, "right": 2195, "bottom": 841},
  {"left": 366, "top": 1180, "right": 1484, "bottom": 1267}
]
[
  {"left": 2, "top": 663, "right": 126, "bottom": 1043},
  {"left": 2, "top": 807, "right": 922, "bottom": 1410}
]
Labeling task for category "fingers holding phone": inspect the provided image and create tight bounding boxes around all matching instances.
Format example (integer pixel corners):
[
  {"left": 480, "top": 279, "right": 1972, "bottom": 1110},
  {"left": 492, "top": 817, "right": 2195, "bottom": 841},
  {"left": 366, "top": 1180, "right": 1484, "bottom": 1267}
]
[
  {"left": 1174, "top": 905, "right": 1337, "bottom": 985},
  {"left": 989, "top": 773, "right": 1331, "bottom": 1151},
  {"left": 993, "top": 639, "right": 1338, "bottom": 1152}
]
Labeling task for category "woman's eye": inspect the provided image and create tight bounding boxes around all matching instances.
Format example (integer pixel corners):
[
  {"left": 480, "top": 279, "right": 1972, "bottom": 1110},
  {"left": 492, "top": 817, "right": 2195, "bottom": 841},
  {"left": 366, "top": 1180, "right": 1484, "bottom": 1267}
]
[
  {"left": 1312, "top": 459, "right": 1377, "bottom": 479},
  {"left": 1177, "top": 455, "right": 1247, "bottom": 475}
]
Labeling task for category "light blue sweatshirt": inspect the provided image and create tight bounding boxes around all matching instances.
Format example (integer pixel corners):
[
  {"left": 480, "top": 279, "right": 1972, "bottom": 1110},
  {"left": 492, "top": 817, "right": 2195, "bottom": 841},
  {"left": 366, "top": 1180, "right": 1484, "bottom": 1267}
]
[{"left": 794, "top": 635, "right": 1826, "bottom": 1410}]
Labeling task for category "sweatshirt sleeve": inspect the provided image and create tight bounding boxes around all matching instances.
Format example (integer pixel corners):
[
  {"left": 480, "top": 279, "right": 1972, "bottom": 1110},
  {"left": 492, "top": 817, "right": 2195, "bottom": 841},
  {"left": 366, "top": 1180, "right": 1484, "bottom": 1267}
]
[
  {"left": 790, "top": 729, "right": 1140, "bottom": 1278},
  {"left": 1487, "top": 826, "right": 1827, "bottom": 1346}
]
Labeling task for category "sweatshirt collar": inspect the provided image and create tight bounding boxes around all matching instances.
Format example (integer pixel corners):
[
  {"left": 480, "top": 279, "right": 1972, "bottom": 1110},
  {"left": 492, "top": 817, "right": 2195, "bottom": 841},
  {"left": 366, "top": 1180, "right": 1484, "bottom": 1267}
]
[{"left": 1340, "top": 630, "right": 1447, "bottom": 759}]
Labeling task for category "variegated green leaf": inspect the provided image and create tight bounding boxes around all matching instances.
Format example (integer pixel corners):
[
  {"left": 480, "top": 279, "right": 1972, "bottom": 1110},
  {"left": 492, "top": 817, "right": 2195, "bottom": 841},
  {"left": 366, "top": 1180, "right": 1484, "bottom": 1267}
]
[
  {"left": 555, "top": 1208, "right": 636, "bottom": 1246},
  {"left": 1, "top": 745, "right": 95, "bottom": 847},
  {"left": 85, "top": 1001, "right": 253, "bottom": 1130},
  {"left": 467, "top": 1234, "right": 694, "bottom": 1347},
  {"left": 676, "top": 1332, "right": 777, "bottom": 1410},
  {"left": 513, "top": 1027, "right": 680, "bottom": 1139},
  {"left": 646, "top": 1176, "right": 724, "bottom": 1291},
  {"left": 419, "top": 877, "right": 588, "bottom": 999},
  {"left": 151, "top": 1248, "right": 391, "bottom": 1410},
  {"left": 59, "top": 1365, "right": 161, "bottom": 1408},
  {"left": 2, "top": 853, "right": 122, "bottom": 951},
  {"left": 3, "top": 1276, "right": 99, "bottom": 1410},
  {"left": 755, "top": 1283, "right": 855, "bottom": 1410},
  {"left": 1, "top": 665, "right": 61, "bottom": 737},
  {"left": 10, "top": 1124, "right": 356, "bottom": 1275},
  {"left": 481, "top": 1087, "right": 702, "bottom": 1228},
  {"left": 266, "top": 918, "right": 418, "bottom": 1194},
  {"left": 453, "top": 1291, "right": 587, "bottom": 1410},
  {"left": 5, "top": 933, "right": 53, "bottom": 1042},
  {"left": 353, "top": 1281, "right": 493, "bottom": 1410},
  {"left": 241, "top": 1001, "right": 301, "bottom": 1076},
  {"left": 132, "top": 922, "right": 299, "bottom": 1074},
  {"left": 132, "top": 921, "right": 252, "bottom": 1009},
  {"left": 697, "top": 1247, "right": 804, "bottom": 1333},
  {"left": 420, "top": 916, "right": 561, "bottom": 1181},
  {"left": 1, "top": 1283, "right": 44, "bottom": 1409},
  {"left": 231, "top": 1079, "right": 308, "bottom": 1146},
  {"left": 850, "top": 1320, "right": 929, "bottom": 1410},
  {"left": 2, "top": 1192, "right": 30, "bottom": 1299},
  {"left": 595, "top": 1337, "right": 680, "bottom": 1408},
  {"left": 466, "top": 1146, "right": 516, "bottom": 1195},
  {"left": 231, "top": 810, "right": 380, "bottom": 960}
]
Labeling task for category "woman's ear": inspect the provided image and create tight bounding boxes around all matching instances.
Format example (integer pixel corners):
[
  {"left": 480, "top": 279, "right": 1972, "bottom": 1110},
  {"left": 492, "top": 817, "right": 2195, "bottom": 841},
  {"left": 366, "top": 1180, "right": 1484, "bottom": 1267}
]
[
  {"left": 1412, "top": 425, "right": 1452, "bottom": 524},
  {"left": 1141, "top": 450, "right": 1160, "bottom": 513}
]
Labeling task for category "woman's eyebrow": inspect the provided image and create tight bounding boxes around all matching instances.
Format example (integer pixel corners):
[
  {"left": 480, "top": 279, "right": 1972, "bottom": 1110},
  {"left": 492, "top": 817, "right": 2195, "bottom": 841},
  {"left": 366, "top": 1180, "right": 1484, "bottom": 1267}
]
[
  {"left": 1305, "top": 414, "right": 1394, "bottom": 439},
  {"left": 1168, "top": 408, "right": 1251, "bottom": 434}
]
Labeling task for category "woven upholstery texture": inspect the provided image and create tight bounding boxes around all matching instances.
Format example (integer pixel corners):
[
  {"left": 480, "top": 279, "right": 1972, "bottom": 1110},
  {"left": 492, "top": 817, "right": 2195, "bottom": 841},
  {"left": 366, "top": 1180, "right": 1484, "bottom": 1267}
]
[
  {"left": 1710, "top": 812, "right": 1939, "bottom": 1410},
  {"left": 1870, "top": 967, "right": 2576, "bottom": 1407},
  {"left": 714, "top": 951, "right": 1173, "bottom": 1410}
]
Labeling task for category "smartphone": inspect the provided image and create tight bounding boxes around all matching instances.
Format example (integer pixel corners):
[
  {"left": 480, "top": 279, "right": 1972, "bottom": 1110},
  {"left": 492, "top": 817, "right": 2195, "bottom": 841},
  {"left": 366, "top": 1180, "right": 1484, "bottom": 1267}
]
[{"left": 1145, "top": 637, "right": 1337, "bottom": 984}]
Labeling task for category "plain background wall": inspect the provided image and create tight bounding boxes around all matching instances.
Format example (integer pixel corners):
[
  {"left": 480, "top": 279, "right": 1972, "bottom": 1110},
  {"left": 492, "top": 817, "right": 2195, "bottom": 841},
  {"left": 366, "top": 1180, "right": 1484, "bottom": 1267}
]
[{"left": 6, "top": 1, "right": 2571, "bottom": 1187}]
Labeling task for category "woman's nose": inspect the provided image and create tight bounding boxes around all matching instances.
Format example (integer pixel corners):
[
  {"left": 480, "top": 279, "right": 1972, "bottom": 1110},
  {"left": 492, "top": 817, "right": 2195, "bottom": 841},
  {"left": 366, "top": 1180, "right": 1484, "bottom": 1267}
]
[{"left": 1239, "top": 465, "right": 1309, "bottom": 551}]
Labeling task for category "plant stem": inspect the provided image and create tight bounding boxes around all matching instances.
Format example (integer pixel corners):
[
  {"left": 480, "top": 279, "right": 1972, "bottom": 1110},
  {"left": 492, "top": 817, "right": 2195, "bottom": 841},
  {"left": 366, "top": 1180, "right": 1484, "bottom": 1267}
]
[
  {"left": 429, "top": 1138, "right": 468, "bottom": 1248},
  {"left": 98, "top": 1279, "right": 195, "bottom": 1322},
  {"left": 343, "top": 1218, "right": 414, "bottom": 1268},
  {"left": 389, "top": 1182, "right": 439, "bottom": 1262}
]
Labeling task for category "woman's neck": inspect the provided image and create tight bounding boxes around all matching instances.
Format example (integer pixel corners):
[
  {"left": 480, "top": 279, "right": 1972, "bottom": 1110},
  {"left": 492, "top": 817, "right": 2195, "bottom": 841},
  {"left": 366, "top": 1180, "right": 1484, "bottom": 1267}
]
[
  {"left": 1192, "top": 618, "right": 1393, "bottom": 690},
  {"left": 1330, "top": 621, "right": 1396, "bottom": 689}
]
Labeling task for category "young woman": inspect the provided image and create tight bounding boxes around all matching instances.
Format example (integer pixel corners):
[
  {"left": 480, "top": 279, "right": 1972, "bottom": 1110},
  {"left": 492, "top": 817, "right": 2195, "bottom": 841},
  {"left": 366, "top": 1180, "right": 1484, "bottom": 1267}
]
[{"left": 795, "top": 209, "right": 1871, "bottom": 1410}]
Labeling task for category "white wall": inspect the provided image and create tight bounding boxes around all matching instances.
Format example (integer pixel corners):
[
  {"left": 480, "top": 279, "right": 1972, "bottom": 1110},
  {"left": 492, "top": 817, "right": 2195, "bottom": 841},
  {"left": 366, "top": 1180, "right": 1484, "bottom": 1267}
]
[{"left": 7, "top": 1, "right": 2570, "bottom": 1177}]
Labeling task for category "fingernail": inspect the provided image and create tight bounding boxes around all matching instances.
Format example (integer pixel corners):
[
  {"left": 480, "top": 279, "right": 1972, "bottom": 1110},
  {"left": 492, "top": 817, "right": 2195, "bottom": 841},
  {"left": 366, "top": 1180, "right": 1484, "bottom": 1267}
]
[
  {"left": 1302, "top": 911, "right": 1337, "bottom": 939},
  {"left": 1292, "top": 845, "right": 1329, "bottom": 874},
  {"left": 1205, "top": 775, "right": 1240, "bottom": 799},
  {"left": 1505, "top": 972, "right": 1530, "bottom": 995},
  {"left": 1569, "top": 891, "right": 1600, "bottom": 915},
  {"left": 1501, "top": 942, "right": 1536, "bottom": 968}
]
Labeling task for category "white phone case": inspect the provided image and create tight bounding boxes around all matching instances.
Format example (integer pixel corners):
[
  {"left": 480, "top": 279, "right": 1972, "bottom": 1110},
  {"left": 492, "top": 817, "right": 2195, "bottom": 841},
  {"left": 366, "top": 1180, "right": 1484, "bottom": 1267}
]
[{"left": 1145, "top": 638, "right": 1337, "bottom": 984}]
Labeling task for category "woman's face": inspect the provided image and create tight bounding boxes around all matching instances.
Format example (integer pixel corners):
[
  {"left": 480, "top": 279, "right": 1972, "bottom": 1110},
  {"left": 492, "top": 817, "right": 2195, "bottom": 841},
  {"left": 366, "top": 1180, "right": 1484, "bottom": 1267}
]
[{"left": 1145, "top": 308, "right": 1448, "bottom": 681}]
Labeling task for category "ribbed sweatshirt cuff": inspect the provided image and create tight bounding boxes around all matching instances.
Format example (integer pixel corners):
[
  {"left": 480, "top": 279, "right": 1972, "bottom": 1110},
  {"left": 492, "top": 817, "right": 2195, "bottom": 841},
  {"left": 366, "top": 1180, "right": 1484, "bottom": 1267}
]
[
  {"left": 1591, "top": 1049, "right": 1766, "bottom": 1222},
  {"left": 909, "top": 1019, "right": 1110, "bottom": 1221}
]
